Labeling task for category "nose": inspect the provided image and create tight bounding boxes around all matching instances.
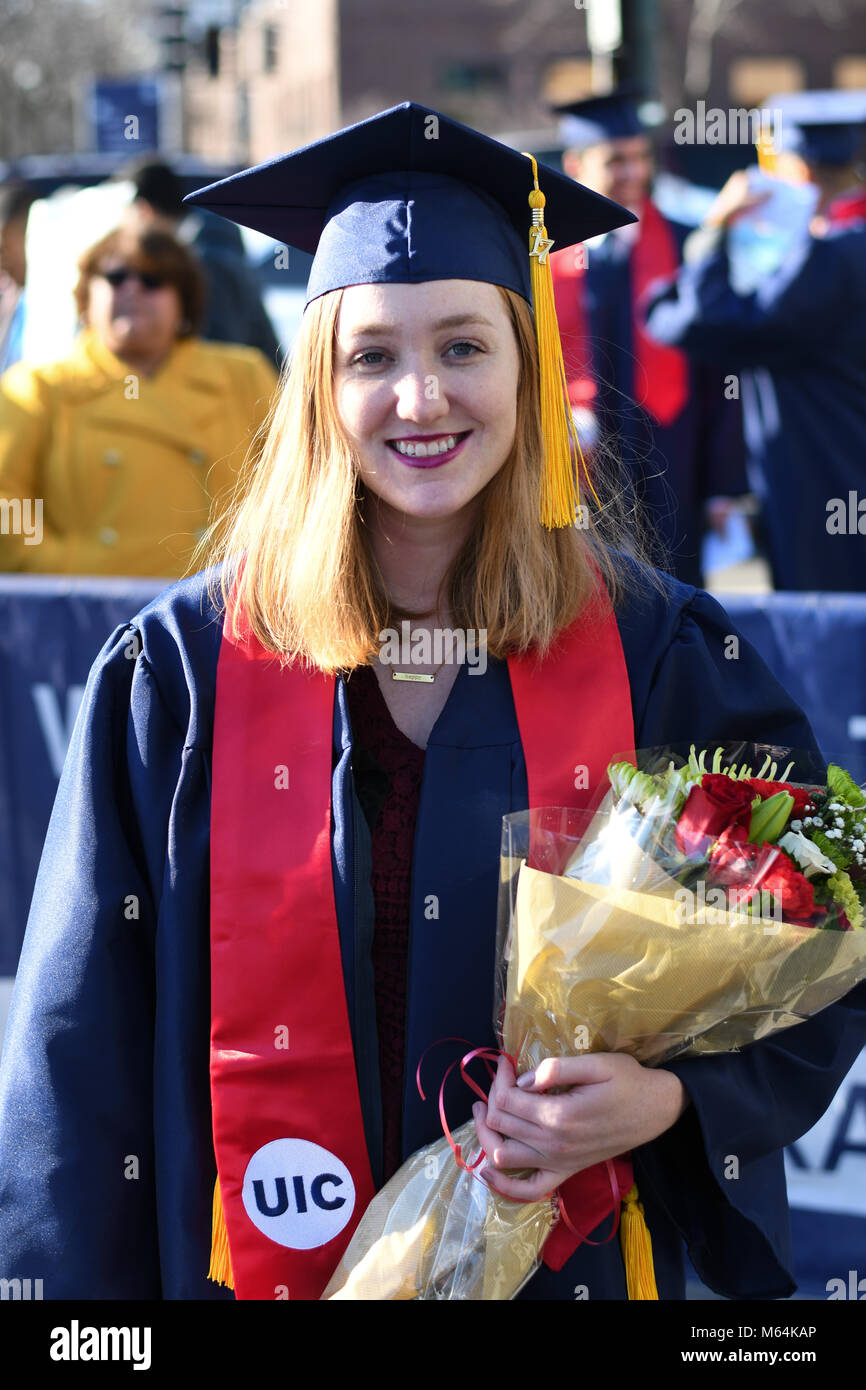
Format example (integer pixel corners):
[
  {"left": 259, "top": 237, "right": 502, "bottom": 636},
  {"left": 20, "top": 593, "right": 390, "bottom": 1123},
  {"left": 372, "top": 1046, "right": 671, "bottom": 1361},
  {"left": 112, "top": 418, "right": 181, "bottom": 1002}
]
[{"left": 393, "top": 365, "right": 450, "bottom": 424}]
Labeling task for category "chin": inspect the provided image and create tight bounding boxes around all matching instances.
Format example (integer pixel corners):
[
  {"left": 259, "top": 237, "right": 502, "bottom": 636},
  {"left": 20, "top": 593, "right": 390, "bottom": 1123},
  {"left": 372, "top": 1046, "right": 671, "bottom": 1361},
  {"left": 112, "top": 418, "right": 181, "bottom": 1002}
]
[{"left": 376, "top": 487, "right": 486, "bottom": 524}]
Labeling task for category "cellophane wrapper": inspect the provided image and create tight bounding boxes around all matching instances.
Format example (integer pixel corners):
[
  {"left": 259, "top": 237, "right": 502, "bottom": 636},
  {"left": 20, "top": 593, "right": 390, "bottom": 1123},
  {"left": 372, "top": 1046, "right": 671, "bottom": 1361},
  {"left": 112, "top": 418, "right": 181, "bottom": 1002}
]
[{"left": 324, "top": 743, "right": 866, "bottom": 1300}]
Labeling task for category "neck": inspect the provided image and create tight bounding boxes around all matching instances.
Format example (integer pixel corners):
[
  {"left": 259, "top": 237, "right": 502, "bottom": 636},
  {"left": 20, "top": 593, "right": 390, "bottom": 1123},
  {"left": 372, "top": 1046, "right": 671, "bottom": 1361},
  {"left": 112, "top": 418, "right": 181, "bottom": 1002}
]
[
  {"left": 365, "top": 495, "right": 479, "bottom": 621},
  {"left": 115, "top": 343, "right": 175, "bottom": 378}
]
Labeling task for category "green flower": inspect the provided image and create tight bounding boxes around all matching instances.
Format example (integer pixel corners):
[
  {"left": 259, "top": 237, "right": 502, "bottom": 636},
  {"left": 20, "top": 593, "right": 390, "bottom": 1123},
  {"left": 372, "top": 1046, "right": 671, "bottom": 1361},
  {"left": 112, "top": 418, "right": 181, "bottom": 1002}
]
[{"left": 827, "top": 870, "right": 864, "bottom": 929}]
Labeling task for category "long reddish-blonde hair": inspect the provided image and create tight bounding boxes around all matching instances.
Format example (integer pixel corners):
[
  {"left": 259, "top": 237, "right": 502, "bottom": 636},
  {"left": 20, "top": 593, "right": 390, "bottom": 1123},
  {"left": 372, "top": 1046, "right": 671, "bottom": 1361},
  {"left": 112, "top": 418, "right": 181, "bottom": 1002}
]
[{"left": 202, "top": 284, "right": 660, "bottom": 670}]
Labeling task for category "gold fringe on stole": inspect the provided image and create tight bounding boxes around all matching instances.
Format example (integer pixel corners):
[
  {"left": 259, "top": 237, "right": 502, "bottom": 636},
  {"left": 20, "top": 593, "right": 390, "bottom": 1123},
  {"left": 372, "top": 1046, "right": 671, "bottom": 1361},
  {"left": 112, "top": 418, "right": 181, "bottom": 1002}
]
[
  {"left": 208, "top": 1175, "right": 236, "bottom": 1289},
  {"left": 523, "top": 152, "right": 601, "bottom": 530},
  {"left": 619, "top": 1183, "right": 659, "bottom": 1299}
]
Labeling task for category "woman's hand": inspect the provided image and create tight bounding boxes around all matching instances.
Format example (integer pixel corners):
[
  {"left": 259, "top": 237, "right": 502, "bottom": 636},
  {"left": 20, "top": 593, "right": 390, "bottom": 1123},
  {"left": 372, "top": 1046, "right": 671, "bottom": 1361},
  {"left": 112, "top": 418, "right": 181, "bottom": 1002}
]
[{"left": 472, "top": 1053, "right": 690, "bottom": 1202}]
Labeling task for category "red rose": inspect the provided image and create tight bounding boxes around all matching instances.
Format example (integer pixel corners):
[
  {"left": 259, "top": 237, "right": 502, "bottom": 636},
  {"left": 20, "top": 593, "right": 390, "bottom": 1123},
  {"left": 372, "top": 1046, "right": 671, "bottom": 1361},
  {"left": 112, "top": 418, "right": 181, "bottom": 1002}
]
[
  {"left": 675, "top": 774, "right": 758, "bottom": 855},
  {"left": 708, "top": 841, "right": 823, "bottom": 924},
  {"left": 759, "top": 855, "right": 824, "bottom": 924},
  {"left": 707, "top": 835, "right": 762, "bottom": 881},
  {"left": 746, "top": 780, "right": 815, "bottom": 817}
]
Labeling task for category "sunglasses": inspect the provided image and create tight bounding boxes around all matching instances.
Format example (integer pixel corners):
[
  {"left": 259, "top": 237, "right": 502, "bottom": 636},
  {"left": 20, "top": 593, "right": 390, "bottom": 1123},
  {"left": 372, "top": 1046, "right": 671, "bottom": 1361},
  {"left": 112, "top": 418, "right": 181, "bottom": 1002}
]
[{"left": 98, "top": 267, "right": 168, "bottom": 291}]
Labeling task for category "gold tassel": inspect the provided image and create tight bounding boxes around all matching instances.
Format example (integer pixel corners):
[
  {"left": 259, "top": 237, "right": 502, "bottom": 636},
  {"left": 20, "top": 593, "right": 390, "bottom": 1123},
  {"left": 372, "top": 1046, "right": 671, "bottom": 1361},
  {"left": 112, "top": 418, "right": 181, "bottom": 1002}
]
[
  {"left": 523, "top": 152, "right": 601, "bottom": 530},
  {"left": 619, "top": 1183, "right": 659, "bottom": 1299},
  {"left": 208, "top": 1175, "right": 235, "bottom": 1289}
]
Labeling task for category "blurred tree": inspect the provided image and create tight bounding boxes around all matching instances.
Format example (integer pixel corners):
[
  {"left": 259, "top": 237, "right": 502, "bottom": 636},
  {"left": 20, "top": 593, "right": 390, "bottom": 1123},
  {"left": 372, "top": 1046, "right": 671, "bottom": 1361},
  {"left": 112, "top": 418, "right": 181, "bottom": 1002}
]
[
  {"left": 0, "top": 0, "right": 156, "bottom": 159},
  {"left": 657, "top": 0, "right": 865, "bottom": 115}
]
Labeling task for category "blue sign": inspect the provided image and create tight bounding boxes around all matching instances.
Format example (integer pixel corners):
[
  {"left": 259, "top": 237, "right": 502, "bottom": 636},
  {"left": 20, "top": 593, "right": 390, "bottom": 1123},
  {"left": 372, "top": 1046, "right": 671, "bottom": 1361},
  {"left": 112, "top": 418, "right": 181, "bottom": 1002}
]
[{"left": 90, "top": 77, "right": 162, "bottom": 154}]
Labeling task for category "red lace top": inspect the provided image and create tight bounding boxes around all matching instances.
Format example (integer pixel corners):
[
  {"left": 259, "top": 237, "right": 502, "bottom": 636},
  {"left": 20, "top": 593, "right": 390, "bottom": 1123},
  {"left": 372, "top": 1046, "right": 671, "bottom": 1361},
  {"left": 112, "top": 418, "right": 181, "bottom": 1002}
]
[{"left": 345, "top": 663, "right": 426, "bottom": 1180}]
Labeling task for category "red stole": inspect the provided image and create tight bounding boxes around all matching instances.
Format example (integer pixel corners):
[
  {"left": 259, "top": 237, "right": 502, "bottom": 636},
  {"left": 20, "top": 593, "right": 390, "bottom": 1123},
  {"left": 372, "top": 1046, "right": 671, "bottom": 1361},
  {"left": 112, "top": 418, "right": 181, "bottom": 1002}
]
[
  {"left": 826, "top": 188, "right": 866, "bottom": 227},
  {"left": 210, "top": 589, "right": 635, "bottom": 1298},
  {"left": 551, "top": 197, "right": 689, "bottom": 427}
]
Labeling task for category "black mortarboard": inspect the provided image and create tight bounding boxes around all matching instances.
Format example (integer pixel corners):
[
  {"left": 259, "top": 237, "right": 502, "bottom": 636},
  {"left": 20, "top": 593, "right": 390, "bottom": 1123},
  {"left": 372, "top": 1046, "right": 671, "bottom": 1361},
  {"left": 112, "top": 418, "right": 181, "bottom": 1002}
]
[
  {"left": 183, "top": 100, "right": 635, "bottom": 306},
  {"left": 551, "top": 91, "right": 647, "bottom": 150},
  {"left": 769, "top": 89, "right": 866, "bottom": 166}
]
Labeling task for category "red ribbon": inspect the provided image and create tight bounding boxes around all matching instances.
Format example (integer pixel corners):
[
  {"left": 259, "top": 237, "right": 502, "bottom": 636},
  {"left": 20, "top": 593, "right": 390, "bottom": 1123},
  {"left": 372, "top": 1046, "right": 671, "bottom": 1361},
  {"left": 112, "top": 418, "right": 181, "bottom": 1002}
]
[{"left": 417, "top": 1038, "right": 634, "bottom": 1270}]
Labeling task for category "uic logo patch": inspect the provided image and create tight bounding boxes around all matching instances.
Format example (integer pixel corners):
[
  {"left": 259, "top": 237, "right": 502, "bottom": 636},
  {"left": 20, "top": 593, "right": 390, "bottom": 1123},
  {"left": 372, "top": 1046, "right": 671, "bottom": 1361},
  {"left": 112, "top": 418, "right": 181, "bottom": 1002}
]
[{"left": 242, "top": 1139, "right": 356, "bottom": 1249}]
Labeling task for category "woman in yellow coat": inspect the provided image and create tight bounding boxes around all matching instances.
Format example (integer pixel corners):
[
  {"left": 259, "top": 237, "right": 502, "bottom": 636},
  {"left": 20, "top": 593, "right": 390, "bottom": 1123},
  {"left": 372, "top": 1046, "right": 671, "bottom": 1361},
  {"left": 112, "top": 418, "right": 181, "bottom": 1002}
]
[{"left": 0, "top": 226, "right": 278, "bottom": 577}]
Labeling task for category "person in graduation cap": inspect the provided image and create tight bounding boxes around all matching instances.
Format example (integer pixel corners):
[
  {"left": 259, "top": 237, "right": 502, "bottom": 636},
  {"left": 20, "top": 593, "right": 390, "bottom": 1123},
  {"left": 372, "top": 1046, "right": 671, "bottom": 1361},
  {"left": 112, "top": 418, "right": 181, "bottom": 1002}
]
[
  {"left": 549, "top": 91, "right": 748, "bottom": 588},
  {"left": 641, "top": 89, "right": 866, "bottom": 593},
  {"left": 1, "top": 101, "right": 864, "bottom": 1304}
]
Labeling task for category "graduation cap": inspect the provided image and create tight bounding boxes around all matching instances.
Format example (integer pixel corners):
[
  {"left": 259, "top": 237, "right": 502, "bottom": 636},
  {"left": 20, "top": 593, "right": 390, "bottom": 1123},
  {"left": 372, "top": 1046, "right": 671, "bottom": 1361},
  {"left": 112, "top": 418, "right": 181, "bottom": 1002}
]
[
  {"left": 551, "top": 91, "right": 648, "bottom": 150},
  {"left": 185, "top": 100, "right": 637, "bottom": 529},
  {"left": 768, "top": 89, "right": 866, "bottom": 166}
]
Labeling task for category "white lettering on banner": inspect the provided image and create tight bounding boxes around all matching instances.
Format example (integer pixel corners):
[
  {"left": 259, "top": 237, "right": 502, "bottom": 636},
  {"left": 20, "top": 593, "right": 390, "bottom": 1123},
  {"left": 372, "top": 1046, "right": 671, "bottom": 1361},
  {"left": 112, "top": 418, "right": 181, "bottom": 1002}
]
[
  {"left": 31, "top": 684, "right": 86, "bottom": 778},
  {"left": 242, "top": 1138, "right": 356, "bottom": 1249},
  {"left": 784, "top": 1047, "right": 866, "bottom": 1215}
]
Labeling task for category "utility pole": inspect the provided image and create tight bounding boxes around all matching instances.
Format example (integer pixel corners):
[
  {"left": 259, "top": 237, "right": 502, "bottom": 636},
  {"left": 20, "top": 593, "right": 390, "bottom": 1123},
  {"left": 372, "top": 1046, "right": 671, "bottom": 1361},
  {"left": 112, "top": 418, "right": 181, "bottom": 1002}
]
[
  {"left": 156, "top": 4, "right": 188, "bottom": 151},
  {"left": 586, "top": 0, "right": 658, "bottom": 99}
]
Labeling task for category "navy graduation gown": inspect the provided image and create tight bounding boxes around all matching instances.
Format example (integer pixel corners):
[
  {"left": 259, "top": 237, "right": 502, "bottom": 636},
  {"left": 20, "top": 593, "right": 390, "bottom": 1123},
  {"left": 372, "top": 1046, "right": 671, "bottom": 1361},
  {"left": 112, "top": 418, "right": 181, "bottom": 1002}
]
[
  {"left": 642, "top": 223, "right": 866, "bottom": 591},
  {"left": 582, "top": 219, "right": 747, "bottom": 588},
  {"left": 1, "top": 565, "right": 865, "bottom": 1301}
]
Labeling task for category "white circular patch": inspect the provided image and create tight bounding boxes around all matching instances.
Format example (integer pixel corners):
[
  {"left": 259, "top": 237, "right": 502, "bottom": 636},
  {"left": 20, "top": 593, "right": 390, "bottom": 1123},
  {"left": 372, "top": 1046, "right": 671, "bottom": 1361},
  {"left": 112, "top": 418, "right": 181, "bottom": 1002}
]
[{"left": 242, "top": 1139, "right": 356, "bottom": 1250}]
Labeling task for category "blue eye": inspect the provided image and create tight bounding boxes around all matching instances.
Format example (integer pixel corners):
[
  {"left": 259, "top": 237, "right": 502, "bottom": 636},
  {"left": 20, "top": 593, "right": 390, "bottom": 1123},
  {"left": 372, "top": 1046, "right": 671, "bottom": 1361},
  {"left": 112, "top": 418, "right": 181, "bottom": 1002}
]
[
  {"left": 447, "top": 341, "right": 479, "bottom": 358},
  {"left": 354, "top": 350, "right": 388, "bottom": 366}
]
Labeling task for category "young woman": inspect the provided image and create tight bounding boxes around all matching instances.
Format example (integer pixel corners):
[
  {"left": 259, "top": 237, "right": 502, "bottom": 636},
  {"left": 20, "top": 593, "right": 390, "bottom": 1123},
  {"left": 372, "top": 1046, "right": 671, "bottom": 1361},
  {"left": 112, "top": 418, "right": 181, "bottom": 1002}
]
[{"left": 0, "top": 103, "right": 863, "bottom": 1301}]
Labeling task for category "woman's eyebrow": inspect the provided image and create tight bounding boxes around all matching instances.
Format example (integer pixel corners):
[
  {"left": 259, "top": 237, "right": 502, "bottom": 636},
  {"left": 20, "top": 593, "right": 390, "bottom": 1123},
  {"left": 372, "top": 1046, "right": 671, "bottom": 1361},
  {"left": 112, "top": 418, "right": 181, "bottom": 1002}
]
[{"left": 345, "top": 313, "right": 496, "bottom": 339}]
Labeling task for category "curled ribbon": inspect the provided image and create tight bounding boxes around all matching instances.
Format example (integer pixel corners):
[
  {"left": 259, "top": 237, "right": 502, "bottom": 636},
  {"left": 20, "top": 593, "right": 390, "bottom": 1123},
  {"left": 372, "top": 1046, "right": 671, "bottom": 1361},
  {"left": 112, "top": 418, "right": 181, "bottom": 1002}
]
[{"left": 415, "top": 1037, "right": 626, "bottom": 1243}]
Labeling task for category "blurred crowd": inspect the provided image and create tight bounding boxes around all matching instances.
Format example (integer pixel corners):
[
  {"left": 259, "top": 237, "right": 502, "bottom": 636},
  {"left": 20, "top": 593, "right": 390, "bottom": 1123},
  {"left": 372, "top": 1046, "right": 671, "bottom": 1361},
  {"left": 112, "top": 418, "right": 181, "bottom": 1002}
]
[{"left": 0, "top": 88, "right": 864, "bottom": 590}]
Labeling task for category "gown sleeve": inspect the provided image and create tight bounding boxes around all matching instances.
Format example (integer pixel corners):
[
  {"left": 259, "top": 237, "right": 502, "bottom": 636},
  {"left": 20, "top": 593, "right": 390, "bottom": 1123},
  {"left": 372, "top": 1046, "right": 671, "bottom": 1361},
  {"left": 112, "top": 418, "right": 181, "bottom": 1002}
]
[
  {"left": 639, "top": 225, "right": 857, "bottom": 371},
  {"left": 625, "top": 584, "right": 866, "bottom": 1298},
  {"left": 0, "top": 618, "right": 189, "bottom": 1297}
]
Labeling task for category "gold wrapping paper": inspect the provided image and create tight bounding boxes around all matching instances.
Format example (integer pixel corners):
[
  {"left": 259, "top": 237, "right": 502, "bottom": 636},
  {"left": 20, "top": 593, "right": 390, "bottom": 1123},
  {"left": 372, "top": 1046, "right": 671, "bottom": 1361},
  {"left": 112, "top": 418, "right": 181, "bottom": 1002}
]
[
  {"left": 324, "top": 819, "right": 866, "bottom": 1300},
  {"left": 504, "top": 863, "right": 866, "bottom": 1071}
]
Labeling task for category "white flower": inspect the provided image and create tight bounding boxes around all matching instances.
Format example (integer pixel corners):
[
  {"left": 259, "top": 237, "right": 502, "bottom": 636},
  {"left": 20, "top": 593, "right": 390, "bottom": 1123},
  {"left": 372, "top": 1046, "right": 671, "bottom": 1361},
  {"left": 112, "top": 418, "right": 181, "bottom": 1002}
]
[
  {"left": 813, "top": 816, "right": 824, "bottom": 827},
  {"left": 790, "top": 819, "right": 803, "bottom": 832},
  {"left": 778, "top": 830, "right": 838, "bottom": 876}
]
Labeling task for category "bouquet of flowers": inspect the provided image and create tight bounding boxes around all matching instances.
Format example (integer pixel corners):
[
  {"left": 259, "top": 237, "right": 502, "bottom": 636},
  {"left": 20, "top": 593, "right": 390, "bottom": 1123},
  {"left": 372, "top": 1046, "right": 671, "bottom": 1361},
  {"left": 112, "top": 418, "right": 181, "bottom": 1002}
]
[{"left": 323, "top": 744, "right": 866, "bottom": 1301}]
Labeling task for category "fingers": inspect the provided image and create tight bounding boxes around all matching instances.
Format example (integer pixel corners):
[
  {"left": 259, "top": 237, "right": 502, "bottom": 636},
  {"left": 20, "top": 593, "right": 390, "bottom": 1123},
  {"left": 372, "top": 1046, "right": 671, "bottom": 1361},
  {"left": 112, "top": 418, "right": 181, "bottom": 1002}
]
[
  {"left": 480, "top": 1163, "right": 560, "bottom": 1204},
  {"left": 517, "top": 1053, "right": 613, "bottom": 1093},
  {"left": 473, "top": 1099, "right": 543, "bottom": 1153},
  {"left": 473, "top": 1103, "right": 546, "bottom": 1167}
]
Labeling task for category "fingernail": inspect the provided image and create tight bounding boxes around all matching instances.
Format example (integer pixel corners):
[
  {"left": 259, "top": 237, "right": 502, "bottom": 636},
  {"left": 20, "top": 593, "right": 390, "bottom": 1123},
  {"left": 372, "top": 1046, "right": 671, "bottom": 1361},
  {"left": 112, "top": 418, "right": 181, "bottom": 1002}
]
[{"left": 516, "top": 1070, "right": 536, "bottom": 1089}]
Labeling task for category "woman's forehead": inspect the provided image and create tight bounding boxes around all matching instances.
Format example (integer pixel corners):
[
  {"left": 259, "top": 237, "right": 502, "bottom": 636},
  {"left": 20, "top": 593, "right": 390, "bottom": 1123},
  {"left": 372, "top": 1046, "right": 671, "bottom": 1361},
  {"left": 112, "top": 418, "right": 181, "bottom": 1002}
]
[{"left": 335, "top": 278, "right": 507, "bottom": 334}]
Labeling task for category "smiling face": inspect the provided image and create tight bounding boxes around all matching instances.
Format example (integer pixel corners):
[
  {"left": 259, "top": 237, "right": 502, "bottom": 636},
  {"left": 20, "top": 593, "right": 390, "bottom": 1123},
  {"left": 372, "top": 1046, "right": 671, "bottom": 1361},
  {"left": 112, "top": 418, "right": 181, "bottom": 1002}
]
[
  {"left": 332, "top": 279, "right": 521, "bottom": 527},
  {"left": 563, "top": 135, "right": 653, "bottom": 212}
]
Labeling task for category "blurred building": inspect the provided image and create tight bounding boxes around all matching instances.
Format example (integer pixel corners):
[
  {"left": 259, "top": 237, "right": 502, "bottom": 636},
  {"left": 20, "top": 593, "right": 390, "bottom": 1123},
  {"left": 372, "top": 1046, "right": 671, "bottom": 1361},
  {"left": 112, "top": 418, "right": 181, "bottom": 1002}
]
[
  {"left": 183, "top": 0, "right": 597, "bottom": 161},
  {"left": 179, "top": 0, "right": 866, "bottom": 164}
]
